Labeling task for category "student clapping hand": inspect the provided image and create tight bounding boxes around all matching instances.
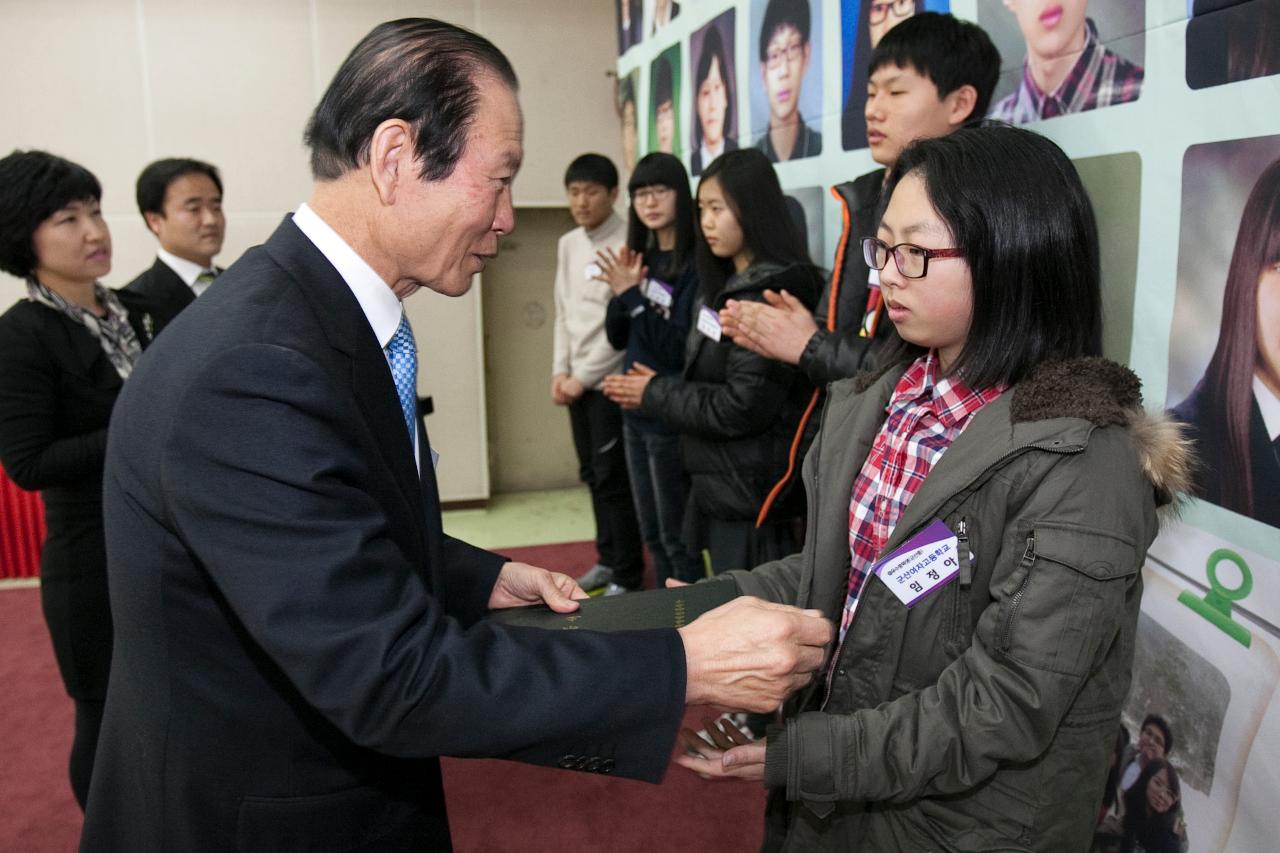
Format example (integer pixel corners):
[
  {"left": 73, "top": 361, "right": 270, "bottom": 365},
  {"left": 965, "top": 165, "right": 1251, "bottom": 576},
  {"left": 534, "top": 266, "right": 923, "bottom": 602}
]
[
  {"left": 594, "top": 245, "right": 648, "bottom": 297},
  {"left": 720, "top": 288, "right": 819, "bottom": 365}
]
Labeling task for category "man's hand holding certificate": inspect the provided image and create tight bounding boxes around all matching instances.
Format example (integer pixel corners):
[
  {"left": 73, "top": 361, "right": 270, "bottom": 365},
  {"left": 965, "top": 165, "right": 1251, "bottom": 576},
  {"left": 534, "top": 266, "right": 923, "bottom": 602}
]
[{"left": 678, "top": 596, "right": 832, "bottom": 713}]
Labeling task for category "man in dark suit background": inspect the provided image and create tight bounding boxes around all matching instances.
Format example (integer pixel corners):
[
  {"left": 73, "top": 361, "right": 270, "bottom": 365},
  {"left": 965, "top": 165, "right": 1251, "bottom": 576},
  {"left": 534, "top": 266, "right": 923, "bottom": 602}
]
[
  {"left": 123, "top": 158, "right": 225, "bottom": 336},
  {"left": 82, "top": 18, "right": 832, "bottom": 852}
]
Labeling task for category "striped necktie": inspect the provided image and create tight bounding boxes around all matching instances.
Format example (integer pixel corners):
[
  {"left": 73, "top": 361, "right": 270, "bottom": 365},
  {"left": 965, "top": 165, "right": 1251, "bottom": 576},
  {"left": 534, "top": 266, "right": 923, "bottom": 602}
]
[
  {"left": 386, "top": 312, "right": 418, "bottom": 444},
  {"left": 193, "top": 269, "right": 217, "bottom": 296}
]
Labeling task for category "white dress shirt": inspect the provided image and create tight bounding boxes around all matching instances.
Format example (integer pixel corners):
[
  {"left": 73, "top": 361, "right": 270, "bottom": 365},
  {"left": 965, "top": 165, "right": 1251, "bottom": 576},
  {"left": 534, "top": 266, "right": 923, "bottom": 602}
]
[
  {"left": 157, "top": 247, "right": 217, "bottom": 296},
  {"left": 292, "top": 202, "right": 420, "bottom": 467},
  {"left": 1255, "top": 375, "right": 1280, "bottom": 443},
  {"left": 699, "top": 139, "right": 724, "bottom": 169}
]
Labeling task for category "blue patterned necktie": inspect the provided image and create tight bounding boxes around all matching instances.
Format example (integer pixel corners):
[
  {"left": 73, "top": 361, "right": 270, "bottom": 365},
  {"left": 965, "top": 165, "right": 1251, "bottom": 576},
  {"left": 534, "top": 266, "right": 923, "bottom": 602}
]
[{"left": 386, "top": 312, "right": 418, "bottom": 445}]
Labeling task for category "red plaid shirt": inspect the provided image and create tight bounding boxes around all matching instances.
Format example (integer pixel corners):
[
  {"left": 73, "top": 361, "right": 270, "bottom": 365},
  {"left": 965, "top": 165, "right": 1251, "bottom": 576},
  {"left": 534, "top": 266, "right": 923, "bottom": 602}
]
[{"left": 837, "top": 355, "right": 1005, "bottom": 641}]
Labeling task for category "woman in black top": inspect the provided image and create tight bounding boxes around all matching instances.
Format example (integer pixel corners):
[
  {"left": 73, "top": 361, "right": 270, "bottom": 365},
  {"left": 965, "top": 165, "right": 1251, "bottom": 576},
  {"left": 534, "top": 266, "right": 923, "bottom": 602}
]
[
  {"left": 606, "top": 148, "right": 822, "bottom": 572},
  {"left": 598, "top": 153, "right": 702, "bottom": 586},
  {"left": 0, "top": 150, "right": 151, "bottom": 808}
]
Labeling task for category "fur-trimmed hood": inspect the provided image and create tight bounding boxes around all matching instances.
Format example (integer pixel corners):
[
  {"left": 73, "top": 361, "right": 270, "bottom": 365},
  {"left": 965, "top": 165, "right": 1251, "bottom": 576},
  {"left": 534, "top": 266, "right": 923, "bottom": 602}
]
[
  {"left": 1012, "top": 357, "right": 1196, "bottom": 510},
  {"left": 854, "top": 355, "right": 1196, "bottom": 510}
]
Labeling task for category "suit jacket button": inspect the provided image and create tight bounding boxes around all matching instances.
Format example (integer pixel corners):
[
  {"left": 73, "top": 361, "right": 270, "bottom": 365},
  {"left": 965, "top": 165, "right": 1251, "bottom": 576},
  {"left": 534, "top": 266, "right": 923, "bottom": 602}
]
[
  {"left": 586, "top": 758, "right": 603, "bottom": 772},
  {"left": 601, "top": 758, "right": 615, "bottom": 773},
  {"left": 558, "top": 754, "right": 577, "bottom": 768}
]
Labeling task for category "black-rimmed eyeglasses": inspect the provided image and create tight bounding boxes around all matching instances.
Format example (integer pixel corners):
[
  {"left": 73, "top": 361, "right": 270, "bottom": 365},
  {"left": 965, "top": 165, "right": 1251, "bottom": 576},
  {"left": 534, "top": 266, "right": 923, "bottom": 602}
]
[
  {"left": 632, "top": 186, "right": 674, "bottom": 203},
  {"left": 861, "top": 236, "right": 965, "bottom": 279},
  {"left": 869, "top": 0, "right": 915, "bottom": 25}
]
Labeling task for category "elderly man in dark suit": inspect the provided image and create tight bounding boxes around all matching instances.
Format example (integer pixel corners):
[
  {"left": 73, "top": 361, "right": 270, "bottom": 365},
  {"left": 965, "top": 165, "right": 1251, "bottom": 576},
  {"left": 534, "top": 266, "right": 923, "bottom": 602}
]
[
  {"left": 123, "top": 157, "right": 225, "bottom": 336},
  {"left": 82, "top": 18, "right": 832, "bottom": 852}
]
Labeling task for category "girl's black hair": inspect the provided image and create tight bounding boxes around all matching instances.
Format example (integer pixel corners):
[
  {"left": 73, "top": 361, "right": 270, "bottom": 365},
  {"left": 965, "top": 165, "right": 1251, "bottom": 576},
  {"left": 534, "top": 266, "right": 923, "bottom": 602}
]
[
  {"left": 626, "top": 152, "right": 695, "bottom": 280},
  {"left": 653, "top": 55, "right": 674, "bottom": 108},
  {"left": 877, "top": 122, "right": 1102, "bottom": 389},
  {"left": 694, "top": 148, "right": 812, "bottom": 299}
]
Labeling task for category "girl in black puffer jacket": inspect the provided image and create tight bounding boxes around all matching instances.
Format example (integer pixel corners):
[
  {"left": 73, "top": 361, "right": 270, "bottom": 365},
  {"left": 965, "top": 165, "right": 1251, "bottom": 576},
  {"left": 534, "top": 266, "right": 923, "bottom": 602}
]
[{"left": 605, "top": 148, "right": 822, "bottom": 573}]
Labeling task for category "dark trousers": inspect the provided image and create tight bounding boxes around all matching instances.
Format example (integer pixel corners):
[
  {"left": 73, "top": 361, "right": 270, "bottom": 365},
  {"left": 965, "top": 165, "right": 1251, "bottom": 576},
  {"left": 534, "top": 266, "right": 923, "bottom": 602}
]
[
  {"left": 568, "top": 391, "right": 644, "bottom": 588},
  {"left": 623, "top": 422, "right": 702, "bottom": 586}
]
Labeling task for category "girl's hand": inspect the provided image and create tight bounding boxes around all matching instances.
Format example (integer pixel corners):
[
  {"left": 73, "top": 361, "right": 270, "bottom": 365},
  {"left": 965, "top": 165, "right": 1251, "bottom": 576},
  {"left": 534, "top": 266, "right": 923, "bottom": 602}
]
[
  {"left": 719, "top": 290, "right": 818, "bottom": 366},
  {"left": 626, "top": 362, "right": 657, "bottom": 377},
  {"left": 594, "top": 246, "right": 647, "bottom": 296},
  {"left": 601, "top": 363, "right": 655, "bottom": 410},
  {"left": 674, "top": 714, "right": 765, "bottom": 781}
]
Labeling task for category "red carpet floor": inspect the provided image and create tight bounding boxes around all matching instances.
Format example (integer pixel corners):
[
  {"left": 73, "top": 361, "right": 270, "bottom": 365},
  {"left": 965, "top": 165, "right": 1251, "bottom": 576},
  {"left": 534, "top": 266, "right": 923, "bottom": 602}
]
[{"left": 0, "top": 541, "right": 765, "bottom": 852}]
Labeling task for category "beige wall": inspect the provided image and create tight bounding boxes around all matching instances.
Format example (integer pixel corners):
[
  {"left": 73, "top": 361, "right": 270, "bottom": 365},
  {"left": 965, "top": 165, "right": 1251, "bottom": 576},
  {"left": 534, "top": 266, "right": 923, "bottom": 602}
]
[
  {"left": 0, "top": 0, "right": 625, "bottom": 501},
  {"left": 482, "top": 207, "right": 581, "bottom": 493}
]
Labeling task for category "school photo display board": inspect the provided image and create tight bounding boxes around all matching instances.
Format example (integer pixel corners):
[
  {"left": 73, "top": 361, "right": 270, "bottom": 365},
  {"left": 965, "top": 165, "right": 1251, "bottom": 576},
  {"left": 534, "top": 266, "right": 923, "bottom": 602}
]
[{"left": 615, "top": 1, "right": 1280, "bottom": 849}]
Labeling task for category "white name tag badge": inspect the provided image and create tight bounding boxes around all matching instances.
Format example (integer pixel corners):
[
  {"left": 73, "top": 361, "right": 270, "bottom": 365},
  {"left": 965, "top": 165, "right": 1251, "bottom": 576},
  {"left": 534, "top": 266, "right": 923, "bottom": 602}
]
[
  {"left": 584, "top": 262, "right": 602, "bottom": 281},
  {"left": 873, "top": 519, "right": 960, "bottom": 608},
  {"left": 646, "top": 278, "right": 674, "bottom": 308},
  {"left": 696, "top": 305, "right": 722, "bottom": 341}
]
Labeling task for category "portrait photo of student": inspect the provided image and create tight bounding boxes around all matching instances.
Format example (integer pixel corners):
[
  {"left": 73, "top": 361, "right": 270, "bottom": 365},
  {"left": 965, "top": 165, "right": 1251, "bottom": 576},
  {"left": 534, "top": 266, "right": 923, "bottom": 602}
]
[
  {"left": 1186, "top": 0, "right": 1280, "bottom": 90},
  {"left": 616, "top": 0, "right": 643, "bottom": 55},
  {"left": 979, "top": 0, "right": 1144, "bottom": 124},
  {"left": 1168, "top": 135, "right": 1280, "bottom": 529},
  {"left": 840, "top": 0, "right": 950, "bottom": 151},
  {"left": 618, "top": 69, "right": 641, "bottom": 171},
  {"left": 648, "top": 45, "right": 682, "bottom": 156},
  {"left": 690, "top": 11, "right": 739, "bottom": 176},
  {"left": 1093, "top": 645, "right": 1195, "bottom": 853},
  {"left": 750, "top": 0, "right": 823, "bottom": 162},
  {"left": 649, "top": 0, "right": 680, "bottom": 36}
]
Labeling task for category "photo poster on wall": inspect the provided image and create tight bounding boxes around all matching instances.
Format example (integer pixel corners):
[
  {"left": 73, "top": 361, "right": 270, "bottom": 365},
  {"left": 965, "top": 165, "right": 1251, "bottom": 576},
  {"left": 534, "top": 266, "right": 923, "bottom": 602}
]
[
  {"left": 976, "top": 0, "right": 1146, "bottom": 125},
  {"left": 841, "top": 0, "right": 952, "bottom": 151},
  {"left": 618, "top": 68, "right": 642, "bottom": 171},
  {"left": 614, "top": 1, "right": 1280, "bottom": 849},
  {"left": 689, "top": 10, "right": 739, "bottom": 175},
  {"left": 648, "top": 43, "right": 683, "bottom": 156},
  {"left": 748, "top": 0, "right": 825, "bottom": 162}
]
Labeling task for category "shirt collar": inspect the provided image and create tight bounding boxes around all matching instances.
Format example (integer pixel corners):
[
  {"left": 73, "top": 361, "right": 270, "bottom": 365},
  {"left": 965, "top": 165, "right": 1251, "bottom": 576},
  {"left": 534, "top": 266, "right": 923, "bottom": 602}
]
[
  {"left": 585, "top": 212, "right": 624, "bottom": 241},
  {"left": 1254, "top": 375, "right": 1280, "bottom": 442},
  {"left": 1018, "top": 18, "right": 1102, "bottom": 111},
  {"left": 156, "top": 246, "right": 208, "bottom": 288},
  {"left": 889, "top": 353, "right": 1005, "bottom": 430},
  {"left": 762, "top": 113, "right": 811, "bottom": 160},
  {"left": 292, "top": 202, "right": 403, "bottom": 349}
]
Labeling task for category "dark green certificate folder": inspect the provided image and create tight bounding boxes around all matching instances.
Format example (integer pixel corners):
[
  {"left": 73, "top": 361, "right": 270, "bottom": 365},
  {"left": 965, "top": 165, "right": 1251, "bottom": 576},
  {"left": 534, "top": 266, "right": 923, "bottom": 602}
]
[{"left": 488, "top": 579, "right": 740, "bottom": 631}]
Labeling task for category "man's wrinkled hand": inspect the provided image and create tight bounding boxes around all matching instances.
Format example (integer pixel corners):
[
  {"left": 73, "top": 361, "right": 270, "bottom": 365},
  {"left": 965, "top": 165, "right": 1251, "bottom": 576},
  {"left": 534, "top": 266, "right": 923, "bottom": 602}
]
[
  {"left": 488, "top": 561, "right": 587, "bottom": 613},
  {"left": 678, "top": 596, "right": 832, "bottom": 712}
]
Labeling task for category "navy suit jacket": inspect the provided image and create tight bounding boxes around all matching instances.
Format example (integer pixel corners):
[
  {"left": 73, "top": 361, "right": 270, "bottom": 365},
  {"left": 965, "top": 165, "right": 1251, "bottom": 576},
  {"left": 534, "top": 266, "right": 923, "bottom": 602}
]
[{"left": 82, "top": 218, "right": 686, "bottom": 852}]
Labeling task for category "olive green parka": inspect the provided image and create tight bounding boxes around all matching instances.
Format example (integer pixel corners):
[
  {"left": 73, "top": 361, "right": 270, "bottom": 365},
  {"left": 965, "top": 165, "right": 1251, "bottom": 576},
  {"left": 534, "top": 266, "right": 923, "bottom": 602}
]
[{"left": 727, "top": 358, "right": 1193, "bottom": 853}]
